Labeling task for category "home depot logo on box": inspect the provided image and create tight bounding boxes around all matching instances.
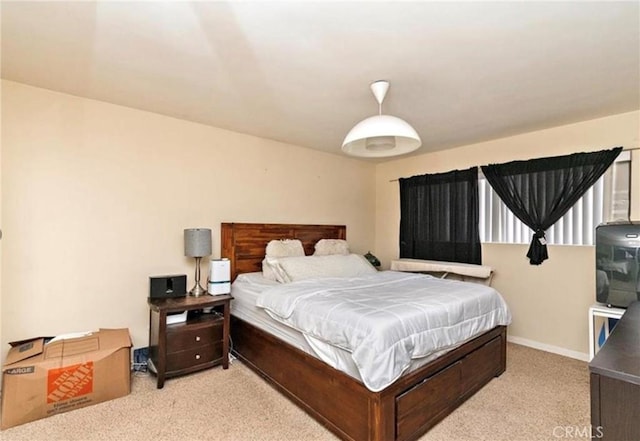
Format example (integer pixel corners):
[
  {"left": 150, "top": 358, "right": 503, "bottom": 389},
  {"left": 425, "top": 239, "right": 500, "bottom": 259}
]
[{"left": 47, "top": 361, "right": 94, "bottom": 403}]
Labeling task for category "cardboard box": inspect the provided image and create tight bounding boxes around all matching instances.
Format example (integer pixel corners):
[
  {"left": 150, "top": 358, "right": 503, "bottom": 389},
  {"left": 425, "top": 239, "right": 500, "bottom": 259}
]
[{"left": 1, "top": 328, "right": 132, "bottom": 430}]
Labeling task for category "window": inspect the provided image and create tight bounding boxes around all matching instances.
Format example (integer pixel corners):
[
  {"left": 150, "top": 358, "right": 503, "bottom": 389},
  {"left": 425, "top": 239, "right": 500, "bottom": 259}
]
[
  {"left": 399, "top": 167, "right": 481, "bottom": 264},
  {"left": 479, "top": 152, "right": 631, "bottom": 246}
]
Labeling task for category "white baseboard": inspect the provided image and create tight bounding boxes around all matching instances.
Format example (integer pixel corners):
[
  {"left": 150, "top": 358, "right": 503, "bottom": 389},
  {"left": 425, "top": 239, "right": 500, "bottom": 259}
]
[{"left": 507, "top": 335, "right": 589, "bottom": 362}]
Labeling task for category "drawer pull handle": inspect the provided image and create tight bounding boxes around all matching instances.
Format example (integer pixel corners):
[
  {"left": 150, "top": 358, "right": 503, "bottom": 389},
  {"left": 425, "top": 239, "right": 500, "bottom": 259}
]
[
  {"left": 195, "top": 336, "right": 201, "bottom": 342},
  {"left": 195, "top": 354, "right": 201, "bottom": 360}
]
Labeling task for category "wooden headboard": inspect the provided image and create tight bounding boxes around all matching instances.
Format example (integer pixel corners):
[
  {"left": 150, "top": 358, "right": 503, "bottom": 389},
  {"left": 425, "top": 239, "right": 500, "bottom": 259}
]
[{"left": 221, "top": 223, "right": 347, "bottom": 281}]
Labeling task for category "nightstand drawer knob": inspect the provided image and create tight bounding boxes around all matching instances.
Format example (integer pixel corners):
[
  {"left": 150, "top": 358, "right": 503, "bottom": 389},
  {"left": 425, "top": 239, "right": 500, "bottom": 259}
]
[
  {"left": 195, "top": 336, "right": 201, "bottom": 342},
  {"left": 195, "top": 354, "right": 201, "bottom": 360}
]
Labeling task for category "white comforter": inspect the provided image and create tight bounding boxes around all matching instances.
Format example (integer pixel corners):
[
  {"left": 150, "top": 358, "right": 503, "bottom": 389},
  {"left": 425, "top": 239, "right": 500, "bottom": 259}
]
[{"left": 256, "top": 271, "right": 511, "bottom": 392}]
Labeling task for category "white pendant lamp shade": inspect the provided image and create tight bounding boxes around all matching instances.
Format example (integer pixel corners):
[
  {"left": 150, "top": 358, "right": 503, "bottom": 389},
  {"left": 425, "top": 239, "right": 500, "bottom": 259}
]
[
  {"left": 342, "top": 80, "right": 421, "bottom": 158},
  {"left": 342, "top": 115, "right": 421, "bottom": 157}
]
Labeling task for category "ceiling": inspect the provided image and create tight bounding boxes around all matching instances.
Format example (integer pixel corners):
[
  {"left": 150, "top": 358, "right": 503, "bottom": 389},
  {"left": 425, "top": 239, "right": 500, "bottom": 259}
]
[{"left": 2, "top": 1, "right": 639, "bottom": 161}]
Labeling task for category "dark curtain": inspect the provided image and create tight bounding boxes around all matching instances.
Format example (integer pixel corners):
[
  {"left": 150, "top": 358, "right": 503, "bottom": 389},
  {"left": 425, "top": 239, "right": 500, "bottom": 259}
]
[
  {"left": 481, "top": 147, "right": 622, "bottom": 265},
  {"left": 399, "top": 167, "right": 481, "bottom": 264}
]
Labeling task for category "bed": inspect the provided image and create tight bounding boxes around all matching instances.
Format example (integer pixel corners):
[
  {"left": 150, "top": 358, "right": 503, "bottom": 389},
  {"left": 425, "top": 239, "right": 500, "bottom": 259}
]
[{"left": 221, "top": 222, "right": 508, "bottom": 441}]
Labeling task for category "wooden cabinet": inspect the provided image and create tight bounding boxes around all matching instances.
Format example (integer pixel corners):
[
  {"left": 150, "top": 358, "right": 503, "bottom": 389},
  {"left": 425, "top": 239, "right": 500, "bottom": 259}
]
[
  {"left": 148, "top": 294, "right": 232, "bottom": 389},
  {"left": 589, "top": 301, "right": 640, "bottom": 441}
]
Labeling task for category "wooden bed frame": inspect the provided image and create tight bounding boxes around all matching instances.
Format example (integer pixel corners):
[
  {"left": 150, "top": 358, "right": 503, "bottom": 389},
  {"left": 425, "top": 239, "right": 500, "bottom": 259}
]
[{"left": 221, "top": 222, "right": 507, "bottom": 441}]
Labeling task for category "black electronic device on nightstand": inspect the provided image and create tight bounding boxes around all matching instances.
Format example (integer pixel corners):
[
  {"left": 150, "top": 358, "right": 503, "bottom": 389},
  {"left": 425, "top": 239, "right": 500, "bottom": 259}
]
[{"left": 149, "top": 275, "right": 187, "bottom": 299}]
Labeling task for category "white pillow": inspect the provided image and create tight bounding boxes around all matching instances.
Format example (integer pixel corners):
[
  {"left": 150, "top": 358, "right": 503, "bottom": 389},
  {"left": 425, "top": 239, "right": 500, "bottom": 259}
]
[
  {"left": 269, "top": 254, "right": 376, "bottom": 283},
  {"left": 234, "top": 272, "right": 279, "bottom": 287},
  {"left": 266, "top": 239, "right": 305, "bottom": 257},
  {"left": 262, "top": 239, "right": 305, "bottom": 280},
  {"left": 264, "top": 256, "right": 293, "bottom": 283},
  {"left": 262, "top": 258, "right": 278, "bottom": 281},
  {"left": 313, "top": 239, "right": 350, "bottom": 256}
]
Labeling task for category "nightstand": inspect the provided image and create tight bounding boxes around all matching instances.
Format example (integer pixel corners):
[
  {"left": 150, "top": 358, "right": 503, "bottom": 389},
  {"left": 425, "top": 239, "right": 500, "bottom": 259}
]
[{"left": 147, "top": 294, "right": 232, "bottom": 389}]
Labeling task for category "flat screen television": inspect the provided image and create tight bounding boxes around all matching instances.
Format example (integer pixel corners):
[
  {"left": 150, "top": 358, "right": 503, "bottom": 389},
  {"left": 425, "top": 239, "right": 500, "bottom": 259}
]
[{"left": 595, "top": 222, "right": 640, "bottom": 308}]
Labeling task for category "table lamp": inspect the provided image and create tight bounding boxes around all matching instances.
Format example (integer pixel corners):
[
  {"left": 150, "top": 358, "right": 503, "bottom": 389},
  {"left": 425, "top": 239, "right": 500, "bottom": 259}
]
[{"left": 184, "top": 228, "right": 212, "bottom": 296}]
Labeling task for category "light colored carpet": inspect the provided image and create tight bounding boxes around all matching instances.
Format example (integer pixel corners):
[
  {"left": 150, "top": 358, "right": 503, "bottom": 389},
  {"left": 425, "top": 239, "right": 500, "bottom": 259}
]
[{"left": 1, "top": 343, "right": 590, "bottom": 441}]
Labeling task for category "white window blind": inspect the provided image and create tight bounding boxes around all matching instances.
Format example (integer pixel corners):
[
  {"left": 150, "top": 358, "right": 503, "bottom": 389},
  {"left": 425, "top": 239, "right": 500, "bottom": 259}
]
[{"left": 479, "top": 152, "right": 631, "bottom": 246}]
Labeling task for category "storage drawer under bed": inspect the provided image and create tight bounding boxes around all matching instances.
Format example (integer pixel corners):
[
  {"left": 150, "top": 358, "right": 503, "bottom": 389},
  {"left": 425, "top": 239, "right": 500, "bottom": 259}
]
[{"left": 395, "top": 335, "right": 503, "bottom": 441}]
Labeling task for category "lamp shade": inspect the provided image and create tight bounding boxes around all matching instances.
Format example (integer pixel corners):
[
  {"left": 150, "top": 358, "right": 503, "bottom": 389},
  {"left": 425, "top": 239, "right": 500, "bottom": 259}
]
[
  {"left": 341, "top": 80, "right": 421, "bottom": 158},
  {"left": 184, "top": 228, "right": 212, "bottom": 257},
  {"left": 342, "top": 115, "right": 421, "bottom": 158}
]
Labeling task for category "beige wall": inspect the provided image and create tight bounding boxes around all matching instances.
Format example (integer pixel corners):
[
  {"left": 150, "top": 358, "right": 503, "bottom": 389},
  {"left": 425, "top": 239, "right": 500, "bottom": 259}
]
[
  {"left": 2, "top": 79, "right": 638, "bottom": 364},
  {"left": 375, "top": 110, "right": 640, "bottom": 358},
  {"left": 0, "top": 82, "right": 3, "bottom": 359},
  {"left": 0, "top": 80, "right": 376, "bottom": 357}
]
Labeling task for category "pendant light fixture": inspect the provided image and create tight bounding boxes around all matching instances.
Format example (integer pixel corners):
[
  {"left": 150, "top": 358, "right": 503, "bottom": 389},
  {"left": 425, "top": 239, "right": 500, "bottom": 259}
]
[{"left": 342, "top": 80, "right": 421, "bottom": 158}]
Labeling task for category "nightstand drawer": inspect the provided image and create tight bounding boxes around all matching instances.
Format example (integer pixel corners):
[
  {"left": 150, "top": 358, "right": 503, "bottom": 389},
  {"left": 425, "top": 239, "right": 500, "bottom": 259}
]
[
  {"left": 166, "top": 317, "right": 223, "bottom": 353},
  {"left": 166, "top": 341, "right": 223, "bottom": 372}
]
